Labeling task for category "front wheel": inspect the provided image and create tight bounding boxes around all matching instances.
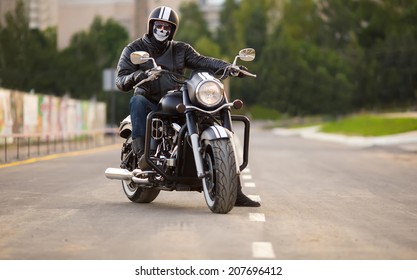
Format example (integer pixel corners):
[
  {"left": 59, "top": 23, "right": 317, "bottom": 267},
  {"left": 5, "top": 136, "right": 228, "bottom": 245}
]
[{"left": 202, "top": 139, "right": 238, "bottom": 214}]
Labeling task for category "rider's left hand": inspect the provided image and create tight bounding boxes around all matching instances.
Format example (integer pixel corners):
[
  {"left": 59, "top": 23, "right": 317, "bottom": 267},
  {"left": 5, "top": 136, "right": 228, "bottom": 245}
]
[{"left": 237, "top": 65, "right": 248, "bottom": 78}]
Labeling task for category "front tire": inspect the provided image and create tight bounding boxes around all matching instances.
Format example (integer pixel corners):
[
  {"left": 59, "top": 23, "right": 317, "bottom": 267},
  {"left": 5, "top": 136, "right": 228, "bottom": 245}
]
[
  {"left": 121, "top": 136, "right": 160, "bottom": 203},
  {"left": 202, "top": 139, "right": 238, "bottom": 214}
]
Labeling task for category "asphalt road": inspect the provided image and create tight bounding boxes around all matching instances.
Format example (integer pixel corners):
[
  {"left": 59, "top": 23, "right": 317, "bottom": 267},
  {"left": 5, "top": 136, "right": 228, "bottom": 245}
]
[{"left": 0, "top": 123, "right": 416, "bottom": 260}]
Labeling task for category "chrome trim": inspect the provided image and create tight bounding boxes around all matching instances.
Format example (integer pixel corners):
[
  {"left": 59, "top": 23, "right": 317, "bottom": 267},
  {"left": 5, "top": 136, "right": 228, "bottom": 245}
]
[
  {"left": 185, "top": 102, "right": 234, "bottom": 114},
  {"left": 190, "top": 133, "right": 205, "bottom": 178}
]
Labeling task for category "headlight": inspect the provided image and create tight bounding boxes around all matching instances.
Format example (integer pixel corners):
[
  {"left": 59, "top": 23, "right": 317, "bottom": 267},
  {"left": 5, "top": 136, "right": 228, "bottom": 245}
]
[{"left": 196, "top": 81, "right": 224, "bottom": 107}]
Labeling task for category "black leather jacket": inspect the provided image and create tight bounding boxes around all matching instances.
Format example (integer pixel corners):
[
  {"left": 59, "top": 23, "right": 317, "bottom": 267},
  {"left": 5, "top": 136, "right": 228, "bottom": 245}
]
[{"left": 116, "top": 35, "right": 230, "bottom": 102}]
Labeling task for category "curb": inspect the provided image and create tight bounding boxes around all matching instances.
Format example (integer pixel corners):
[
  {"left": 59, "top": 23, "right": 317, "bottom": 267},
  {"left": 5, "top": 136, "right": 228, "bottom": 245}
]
[{"left": 272, "top": 126, "right": 417, "bottom": 152}]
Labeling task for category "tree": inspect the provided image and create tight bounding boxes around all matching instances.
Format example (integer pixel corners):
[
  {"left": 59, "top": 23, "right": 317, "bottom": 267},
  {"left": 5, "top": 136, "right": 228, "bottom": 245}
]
[
  {"left": 217, "top": 0, "right": 242, "bottom": 59},
  {"left": 257, "top": 0, "right": 354, "bottom": 116},
  {"left": 219, "top": 0, "right": 276, "bottom": 106},
  {"left": 317, "top": 0, "right": 417, "bottom": 109},
  {"left": 0, "top": 0, "right": 59, "bottom": 93},
  {"left": 175, "top": 2, "right": 212, "bottom": 45},
  {"left": 60, "top": 17, "right": 129, "bottom": 100}
]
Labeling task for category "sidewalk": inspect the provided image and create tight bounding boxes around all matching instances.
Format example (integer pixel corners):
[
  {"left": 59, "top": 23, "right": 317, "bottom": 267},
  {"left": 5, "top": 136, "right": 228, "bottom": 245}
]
[{"left": 272, "top": 126, "right": 417, "bottom": 152}]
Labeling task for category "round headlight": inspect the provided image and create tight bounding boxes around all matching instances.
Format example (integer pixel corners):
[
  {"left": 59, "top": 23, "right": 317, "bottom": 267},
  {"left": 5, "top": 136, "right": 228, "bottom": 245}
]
[{"left": 196, "top": 81, "right": 224, "bottom": 107}]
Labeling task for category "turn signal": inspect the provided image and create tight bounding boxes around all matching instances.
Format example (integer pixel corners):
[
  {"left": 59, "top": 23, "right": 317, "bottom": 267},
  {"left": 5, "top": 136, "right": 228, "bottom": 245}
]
[
  {"left": 176, "top": 103, "right": 186, "bottom": 114},
  {"left": 233, "top": 99, "right": 243, "bottom": 110}
]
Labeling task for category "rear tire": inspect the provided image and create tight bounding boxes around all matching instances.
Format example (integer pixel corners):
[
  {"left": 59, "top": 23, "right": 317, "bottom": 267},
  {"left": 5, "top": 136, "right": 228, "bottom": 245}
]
[
  {"left": 121, "top": 136, "right": 160, "bottom": 203},
  {"left": 122, "top": 180, "right": 160, "bottom": 203},
  {"left": 202, "top": 139, "right": 238, "bottom": 214}
]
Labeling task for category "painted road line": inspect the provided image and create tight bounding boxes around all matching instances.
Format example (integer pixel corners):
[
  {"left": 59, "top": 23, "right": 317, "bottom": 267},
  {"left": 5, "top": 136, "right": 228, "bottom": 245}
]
[
  {"left": 242, "top": 174, "right": 252, "bottom": 180},
  {"left": 252, "top": 242, "right": 276, "bottom": 259},
  {"left": 244, "top": 182, "right": 256, "bottom": 188},
  {"left": 249, "top": 213, "right": 266, "bottom": 222}
]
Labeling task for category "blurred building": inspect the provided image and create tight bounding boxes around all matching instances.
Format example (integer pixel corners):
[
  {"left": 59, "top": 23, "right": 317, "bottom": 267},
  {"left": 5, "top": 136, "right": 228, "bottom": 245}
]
[
  {"left": 0, "top": 0, "right": 225, "bottom": 49},
  {"left": 0, "top": 0, "right": 57, "bottom": 29},
  {"left": 198, "top": 0, "right": 224, "bottom": 31}
]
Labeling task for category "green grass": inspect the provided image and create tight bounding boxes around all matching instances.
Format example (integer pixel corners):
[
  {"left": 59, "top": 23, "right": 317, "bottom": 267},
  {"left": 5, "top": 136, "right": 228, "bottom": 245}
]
[{"left": 320, "top": 115, "right": 417, "bottom": 136}]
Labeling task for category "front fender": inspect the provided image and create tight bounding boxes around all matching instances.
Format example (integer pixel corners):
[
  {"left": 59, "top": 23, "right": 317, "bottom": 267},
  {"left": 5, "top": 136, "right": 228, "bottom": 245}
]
[
  {"left": 201, "top": 125, "right": 240, "bottom": 174},
  {"left": 201, "top": 125, "right": 231, "bottom": 141}
]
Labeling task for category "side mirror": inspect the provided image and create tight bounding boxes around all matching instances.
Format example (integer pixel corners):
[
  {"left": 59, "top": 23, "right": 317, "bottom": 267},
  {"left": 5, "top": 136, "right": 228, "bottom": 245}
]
[
  {"left": 238, "top": 48, "right": 256, "bottom": 61},
  {"left": 130, "top": 51, "right": 158, "bottom": 68},
  {"left": 130, "top": 51, "right": 149, "bottom": 64},
  {"left": 232, "top": 48, "right": 256, "bottom": 65}
]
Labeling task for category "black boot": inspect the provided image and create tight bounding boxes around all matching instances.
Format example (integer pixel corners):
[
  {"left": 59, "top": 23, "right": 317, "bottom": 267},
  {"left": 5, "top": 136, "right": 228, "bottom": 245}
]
[
  {"left": 235, "top": 183, "right": 261, "bottom": 207},
  {"left": 132, "top": 137, "right": 151, "bottom": 170}
]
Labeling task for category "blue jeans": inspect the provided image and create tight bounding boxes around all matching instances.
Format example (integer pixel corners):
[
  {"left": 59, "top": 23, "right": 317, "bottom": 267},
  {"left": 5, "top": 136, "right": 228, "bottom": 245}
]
[{"left": 130, "top": 95, "right": 158, "bottom": 139}]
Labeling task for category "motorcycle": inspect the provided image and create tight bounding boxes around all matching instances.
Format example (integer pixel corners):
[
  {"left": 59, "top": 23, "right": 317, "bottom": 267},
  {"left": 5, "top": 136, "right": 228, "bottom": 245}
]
[{"left": 105, "top": 48, "right": 256, "bottom": 214}]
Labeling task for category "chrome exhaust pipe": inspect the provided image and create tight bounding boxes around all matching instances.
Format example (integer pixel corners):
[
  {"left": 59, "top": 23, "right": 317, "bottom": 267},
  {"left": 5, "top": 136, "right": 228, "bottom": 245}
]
[{"left": 105, "top": 168, "right": 133, "bottom": 180}]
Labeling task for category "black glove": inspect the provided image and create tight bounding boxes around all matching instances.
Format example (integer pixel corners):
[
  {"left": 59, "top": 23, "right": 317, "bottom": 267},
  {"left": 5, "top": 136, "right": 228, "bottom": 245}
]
[
  {"left": 133, "top": 70, "right": 147, "bottom": 83},
  {"left": 145, "top": 68, "right": 161, "bottom": 78},
  {"left": 237, "top": 65, "right": 248, "bottom": 78}
]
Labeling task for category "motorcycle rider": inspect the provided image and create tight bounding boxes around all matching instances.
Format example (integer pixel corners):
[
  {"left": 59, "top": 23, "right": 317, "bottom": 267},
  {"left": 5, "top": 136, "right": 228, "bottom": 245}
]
[{"left": 115, "top": 6, "right": 260, "bottom": 207}]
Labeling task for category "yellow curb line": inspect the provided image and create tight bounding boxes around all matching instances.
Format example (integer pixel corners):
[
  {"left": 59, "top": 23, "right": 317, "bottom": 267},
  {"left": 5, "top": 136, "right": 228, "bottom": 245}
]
[{"left": 0, "top": 144, "right": 120, "bottom": 169}]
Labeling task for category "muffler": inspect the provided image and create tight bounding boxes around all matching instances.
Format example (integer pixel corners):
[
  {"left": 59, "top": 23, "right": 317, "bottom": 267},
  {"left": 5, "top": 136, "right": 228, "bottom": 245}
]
[
  {"left": 105, "top": 168, "right": 133, "bottom": 180},
  {"left": 104, "top": 168, "right": 151, "bottom": 184}
]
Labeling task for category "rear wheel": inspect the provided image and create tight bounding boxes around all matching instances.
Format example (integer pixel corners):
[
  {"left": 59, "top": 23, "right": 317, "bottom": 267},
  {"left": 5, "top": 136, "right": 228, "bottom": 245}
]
[
  {"left": 122, "top": 180, "right": 160, "bottom": 203},
  {"left": 121, "top": 137, "right": 160, "bottom": 203},
  {"left": 202, "top": 139, "right": 238, "bottom": 214}
]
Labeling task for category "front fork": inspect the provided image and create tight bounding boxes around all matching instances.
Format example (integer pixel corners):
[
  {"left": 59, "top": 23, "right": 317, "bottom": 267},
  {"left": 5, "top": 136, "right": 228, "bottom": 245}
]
[{"left": 185, "top": 112, "right": 205, "bottom": 178}]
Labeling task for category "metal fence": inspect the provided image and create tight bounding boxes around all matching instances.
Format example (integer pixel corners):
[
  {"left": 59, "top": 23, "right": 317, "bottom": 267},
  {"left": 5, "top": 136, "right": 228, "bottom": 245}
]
[{"left": 0, "top": 128, "right": 119, "bottom": 164}]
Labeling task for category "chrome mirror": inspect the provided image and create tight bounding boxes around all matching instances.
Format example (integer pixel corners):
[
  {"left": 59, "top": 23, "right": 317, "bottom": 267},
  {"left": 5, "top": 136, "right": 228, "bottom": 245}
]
[
  {"left": 238, "top": 48, "right": 256, "bottom": 61},
  {"left": 130, "top": 51, "right": 150, "bottom": 65},
  {"left": 232, "top": 48, "right": 256, "bottom": 65}
]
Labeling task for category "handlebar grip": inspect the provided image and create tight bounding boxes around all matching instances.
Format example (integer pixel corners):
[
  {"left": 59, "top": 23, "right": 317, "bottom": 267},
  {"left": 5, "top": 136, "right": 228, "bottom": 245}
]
[
  {"left": 240, "top": 69, "right": 257, "bottom": 78},
  {"left": 133, "top": 70, "right": 164, "bottom": 88}
]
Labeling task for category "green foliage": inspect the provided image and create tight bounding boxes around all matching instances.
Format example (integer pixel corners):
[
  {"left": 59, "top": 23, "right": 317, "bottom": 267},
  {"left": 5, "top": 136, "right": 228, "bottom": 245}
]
[
  {"left": 259, "top": 32, "right": 353, "bottom": 116},
  {"left": 220, "top": 0, "right": 275, "bottom": 107},
  {"left": 249, "top": 105, "right": 281, "bottom": 120},
  {"left": 194, "top": 36, "right": 222, "bottom": 58},
  {"left": 0, "top": 2, "right": 128, "bottom": 99},
  {"left": 1, "top": 0, "right": 416, "bottom": 121},
  {"left": 175, "top": 2, "right": 212, "bottom": 45},
  {"left": 60, "top": 17, "right": 129, "bottom": 99},
  {"left": 0, "top": 1, "right": 59, "bottom": 93},
  {"left": 315, "top": 0, "right": 417, "bottom": 111},
  {"left": 217, "top": 0, "right": 242, "bottom": 59},
  {"left": 0, "top": 1, "right": 130, "bottom": 124}
]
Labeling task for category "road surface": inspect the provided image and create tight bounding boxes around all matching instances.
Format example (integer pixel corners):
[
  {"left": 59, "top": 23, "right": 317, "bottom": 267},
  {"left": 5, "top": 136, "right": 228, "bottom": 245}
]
[{"left": 1, "top": 123, "right": 416, "bottom": 259}]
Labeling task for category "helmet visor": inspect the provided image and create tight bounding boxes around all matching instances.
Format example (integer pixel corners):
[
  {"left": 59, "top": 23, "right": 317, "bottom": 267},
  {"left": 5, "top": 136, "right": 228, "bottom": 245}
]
[{"left": 154, "top": 21, "right": 172, "bottom": 31}]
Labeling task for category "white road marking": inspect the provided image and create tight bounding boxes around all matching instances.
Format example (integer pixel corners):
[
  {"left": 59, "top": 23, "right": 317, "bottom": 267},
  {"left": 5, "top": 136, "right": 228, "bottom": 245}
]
[
  {"left": 242, "top": 174, "right": 252, "bottom": 180},
  {"left": 249, "top": 213, "right": 265, "bottom": 222},
  {"left": 252, "top": 242, "right": 276, "bottom": 258},
  {"left": 244, "top": 182, "right": 256, "bottom": 188}
]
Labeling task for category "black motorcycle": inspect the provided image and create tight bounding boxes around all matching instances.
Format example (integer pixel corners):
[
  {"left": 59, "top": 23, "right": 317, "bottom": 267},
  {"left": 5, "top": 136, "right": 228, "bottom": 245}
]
[{"left": 105, "top": 48, "right": 256, "bottom": 214}]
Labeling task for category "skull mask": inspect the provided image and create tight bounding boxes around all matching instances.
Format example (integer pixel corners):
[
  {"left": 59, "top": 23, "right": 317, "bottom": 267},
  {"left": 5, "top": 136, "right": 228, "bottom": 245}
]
[{"left": 153, "top": 21, "right": 172, "bottom": 42}]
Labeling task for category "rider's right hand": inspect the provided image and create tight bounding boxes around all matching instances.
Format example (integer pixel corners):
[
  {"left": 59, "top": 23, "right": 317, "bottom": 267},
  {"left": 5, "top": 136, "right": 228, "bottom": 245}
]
[
  {"left": 145, "top": 69, "right": 161, "bottom": 78},
  {"left": 134, "top": 70, "right": 147, "bottom": 83}
]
